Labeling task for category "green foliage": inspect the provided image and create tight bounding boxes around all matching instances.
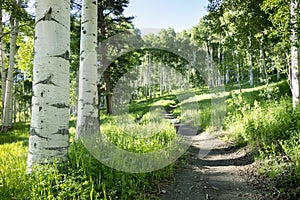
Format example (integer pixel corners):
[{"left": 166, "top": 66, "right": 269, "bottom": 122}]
[
  {"left": 224, "top": 81, "right": 300, "bottom": 195},
  {"left": 26, "top": 139, "right": 173, "bottom": 200},
  {"left": 0, "top": 99, "right": 176, "bottom": 199},
  {"left": 102, "top": 112, "right": 177, "bottom": 153},
  {"left": 16, "top": 37, "right": 34, "bottom": 80}
]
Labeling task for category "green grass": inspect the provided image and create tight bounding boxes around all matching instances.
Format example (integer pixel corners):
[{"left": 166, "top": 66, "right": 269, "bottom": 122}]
[
  {"left": 0, "top": 98, "right": 177, "bottom": 200},
  {"left": 1, "top": 79, "right": 299, "bottom": 199},
  {"left": 223, "top": 80, "right": 300, "bottom": 197},
  {"left": 0, "top": 123, "right": 31, "bottom": 199},
  {"left": 169, "top": 79, "right": 299, "bottom": 196}
]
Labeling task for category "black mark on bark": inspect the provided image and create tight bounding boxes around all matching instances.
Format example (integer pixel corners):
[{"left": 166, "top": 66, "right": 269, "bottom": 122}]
[
  {"left": 44, "top": 146, "right": 68, "bottom": 151},
  {"left": 51, "top": 50, "right": 69, "bottom": 60},
  {"left": 35, "top": 74, "right": 57, "bottom": 86},
  {"left": 51, "top": 103, "right": 69, "bottom": 109},
  {"left": 35, "top": 7, "right": 67, "bottom": 28},
  {"left": 52, "top": 129, "right": 69, "bottom": 136},
  {"left": 30, "top": 128, "right": 49, "bottom": 140}
]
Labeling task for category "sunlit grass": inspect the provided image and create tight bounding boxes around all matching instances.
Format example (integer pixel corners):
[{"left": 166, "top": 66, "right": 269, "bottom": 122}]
[
  {"left": 0, "top": 123, "right": 31, "bottom": 199},
  {"left": 0, "top": 99, "right": 177, "bottom": 199}
]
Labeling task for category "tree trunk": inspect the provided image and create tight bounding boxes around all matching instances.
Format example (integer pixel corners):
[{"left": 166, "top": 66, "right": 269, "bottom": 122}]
[
  {"left": 233, "top": 50, "right": 241, "bottom": 91},
  {"left": 2, "top": 16, "right": 19, "bottom": 132},
  {"left": 0, "top": 2, "right": 6, "bottom": 115},
  {"left": 27, "top": 0, "right": 70, "bottom": 172},
  {"left": 147, "top": 54, "right": 152, "bottom": 98},
  {"left": 98, "top": 6, "right": 113, "bottom": 114},
  {"left": 76, "top": 0, "right": 99, "bottom": 138},
  {"left": 291, "top": 0, "right": 299, "bottom": 110},
  {"left": 104, "top": 73, "right": 113, "bottom": 114},
  {"left": 160, "top": 64, "right": 163, "bottom": 96},
  {"left": 13, "top": 83, "right": 17, "bottom": 123},
  {"left": 226, "top": 65, "right": 230, "bottom": 84},
  {"left": 206, "top": 41, "right": 214, "bottom": 88},
  {"left": 249, "top": 52, "right": 254, "bottom": 87},
  {"left": 259, "top": 40, "right": 267, "bottom": 81}
]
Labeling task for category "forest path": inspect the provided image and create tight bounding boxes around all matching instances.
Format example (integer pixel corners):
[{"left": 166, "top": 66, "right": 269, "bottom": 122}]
[{"left": 160, "top": 111, "right": 265, "bottom": 200}]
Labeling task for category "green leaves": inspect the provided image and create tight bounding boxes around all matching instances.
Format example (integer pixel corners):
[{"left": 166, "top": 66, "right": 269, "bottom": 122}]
[{"left": 16, "top": 37, "right": 33, "bottom": 80}]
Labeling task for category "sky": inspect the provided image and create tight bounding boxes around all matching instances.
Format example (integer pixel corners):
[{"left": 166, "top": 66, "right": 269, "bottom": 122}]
[
  {"left": 124, "top": 0, "right": 208, "bottom": 33},
  {"left": 23, "top": 0, "right": 208, "bottom": 34}
]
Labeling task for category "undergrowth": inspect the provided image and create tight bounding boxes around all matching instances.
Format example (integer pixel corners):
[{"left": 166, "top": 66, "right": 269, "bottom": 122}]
[
  {"left": 224, "top": 81, "right": 300, "bottom": 197},
  {"left": 0, "top": 98, "right": 178, "bottom": 199},
  {"left": 1, "top": 80, "right": 299, "bottom": 199}
]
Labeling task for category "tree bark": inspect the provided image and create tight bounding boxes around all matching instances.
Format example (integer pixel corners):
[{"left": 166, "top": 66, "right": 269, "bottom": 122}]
[
  {"left": 234, "top": 50, "right": 242, "bottom": 92},
  {"left": 249, "top": 52, "right": 254, "bottom": 87},
  {"left": 147, "top": 54, "right": 152, "bottom": 98},
  {"left": 291, "top": 0, "right": 299, "bottom": 110},
  {"left": 76, "top": 0, "right": 99, "bottom": 138},
  {"left": 0, "top": 2, "right": 6, "bottom": 117},
  {"left": 27, "top": 0, "right": 70, "bottom": 172},
  {"left": 2, "top": 15, "right": 19, "bottom": 132}
]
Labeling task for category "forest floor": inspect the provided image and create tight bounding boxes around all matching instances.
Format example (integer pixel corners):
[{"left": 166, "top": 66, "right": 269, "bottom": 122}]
[{"left": 158, "top": 111, "right": 271, "bottom": 200}]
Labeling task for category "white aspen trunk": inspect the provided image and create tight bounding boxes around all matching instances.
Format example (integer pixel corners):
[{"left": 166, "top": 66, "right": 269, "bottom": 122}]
[
  {"left": 291, "top": 0, "right": 299, "bottom": 110},
  {"left": 0, "top": 3, "right": 6, "bottom": 113},
  {"left": 160, "top": 64, "right": 163, "bottom": 96},
  {"left": 180, "top": 66, "right": 183, "bottom": 90},
  {"left": 168, "top": 68, "right": 172, "bottom": 94},
  {"left": 27, "top": 0, "right": 70, "bottom": 172},
  {"left": 210, "top": 47, "right": 214, "bottom": 88},
  {"left": 248, "top": 37, "right": 254, "bottom": 86},
  {"left": 249, "top": 53, "right": 254, "bottom": 86},
  {"left": 234, "top": 50, "right": 241, "bottom": 91},
  {"left": 2, "top": 17, "right": 19, "bottom": 132},
  {"left": 76, "top": 0, "right": 99, "bottom": 138},
  {"left": 13, "top": 84, "right": 16, "bottom": 123},
  {"left": 206, "top": 42, "right": 214, "bottom": 88},
  {"left": 186, "top": 64, "right": 190, "bottom": 89},
  {"left": 148, "top": 55, "right": 152, "bottom": 98},
  {"left": 259, "top": 40, "right": 267, "bottom": 81},
  {"left": 226, "top": 65, "right": 230, "bottom": 84}
]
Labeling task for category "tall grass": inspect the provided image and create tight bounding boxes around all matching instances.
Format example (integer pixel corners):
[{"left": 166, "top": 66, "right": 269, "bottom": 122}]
[
  {"left": 223, "top": 81, "right": 300, "bottom": 197},
  {"left": 0, "top": 123, "right": 30, "bottom": 199},
  {"left": 0, "top": 98, "right": 177, "bottom": 199}
]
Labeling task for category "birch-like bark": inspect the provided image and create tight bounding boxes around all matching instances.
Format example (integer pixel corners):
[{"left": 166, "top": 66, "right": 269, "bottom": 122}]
[
  {"left": 159, "top": 63, "right": 163, "bottom": 96},
  {"left": 291, "top": 0, "right": 299, "bottom": 110},
  {"left": 225, "top": 65, "right": 230, "bottom": 84},
  {"left": 234, "top": 50, "right": 241, "bottom": 92},
  {"left": 0, "top": 2, "right": 6, "bottom": 113},
  {"left": 206, "top": 41, "right": 214, "bottom": 88},
  {"left": 76, "top": 0, "right": 99, "bottom": 138},
  {"left": 249, "top": 52, "right": 254, "bottom": 87},
  {"left": 27, "top": 0, "right": 70, "bottom": 172},
  {"left": 147, "top": 54, "right": 152, "bottom": 98},
  {"left": 2, "top": 16, "right": 19, "bottom": 132},
  {"left": 248, "top": 36, "right": 254, "bottom": 86}
]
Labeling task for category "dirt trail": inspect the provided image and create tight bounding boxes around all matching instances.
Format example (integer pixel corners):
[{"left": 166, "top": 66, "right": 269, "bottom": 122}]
[
  {"left": 161, "top": 131, "right": 264, "bottom": 200},
  {"left": 160, "top": 118, "right": 265, "bottom": 200}
]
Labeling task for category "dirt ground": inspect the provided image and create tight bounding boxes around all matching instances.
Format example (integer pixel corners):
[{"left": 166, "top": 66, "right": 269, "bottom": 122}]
[{"left": 159, "top": 129, "right": 268, "bottom": 200}]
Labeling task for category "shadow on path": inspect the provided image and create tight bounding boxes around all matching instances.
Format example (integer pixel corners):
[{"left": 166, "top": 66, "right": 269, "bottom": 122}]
[{"left": 160, "top": 130, "right": 264, "bottom": 200}]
